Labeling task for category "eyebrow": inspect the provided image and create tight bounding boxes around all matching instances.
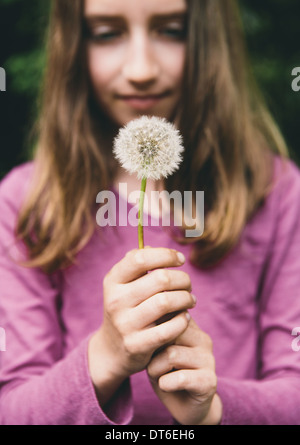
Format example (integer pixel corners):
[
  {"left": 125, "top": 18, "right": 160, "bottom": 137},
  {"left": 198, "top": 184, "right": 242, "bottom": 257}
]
[{"left": 84, "top": 11, "right": 187, "bottom": 25}]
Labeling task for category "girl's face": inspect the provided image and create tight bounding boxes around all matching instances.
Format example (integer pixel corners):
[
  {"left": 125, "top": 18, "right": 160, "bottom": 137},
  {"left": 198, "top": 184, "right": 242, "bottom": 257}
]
[{"left": 84, "top": 0, "right": 187, "bottom": 127}]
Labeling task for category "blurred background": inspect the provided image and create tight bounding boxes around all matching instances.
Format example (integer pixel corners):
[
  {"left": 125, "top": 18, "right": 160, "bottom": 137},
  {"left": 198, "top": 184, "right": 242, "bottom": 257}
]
[{"left": 0, "top": 0, "right": 300, "bottom": 179}]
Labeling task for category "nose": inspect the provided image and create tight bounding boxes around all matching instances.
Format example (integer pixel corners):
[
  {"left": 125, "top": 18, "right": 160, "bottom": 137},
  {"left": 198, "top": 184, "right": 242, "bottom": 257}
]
[{"left": 122, "top": 32, "right": 160, "bottom": 85}]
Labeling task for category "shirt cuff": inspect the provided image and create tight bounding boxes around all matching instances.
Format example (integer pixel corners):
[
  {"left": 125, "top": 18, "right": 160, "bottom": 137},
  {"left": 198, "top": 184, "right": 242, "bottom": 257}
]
[{"left": 70, "top": 335, "right": 134, "bottom": 425}]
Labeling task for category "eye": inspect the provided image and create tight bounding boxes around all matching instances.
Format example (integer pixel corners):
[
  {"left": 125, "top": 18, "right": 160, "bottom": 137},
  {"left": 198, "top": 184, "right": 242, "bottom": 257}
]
[
  {"left": 153, "top": 15, "right": 187, "bottom": 41},
  {"left": 157, "top": 21, "right": 186, "bottom": 40},
  {"left": 86, "top": 25, "right": 124, "bottom": 43},
  {"left": 92, "top": 31, "right": 121, "bottom": 42}
]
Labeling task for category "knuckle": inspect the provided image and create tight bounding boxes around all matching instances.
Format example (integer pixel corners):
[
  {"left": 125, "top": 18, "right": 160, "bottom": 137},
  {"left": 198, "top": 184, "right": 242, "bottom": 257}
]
[
  {"left": 155, "top": 292, "right": 170, "bottom": 313},
  {"left": 167, "top": 345, "right": 178, "bottom": 365},
  {"left": 130, "top": 249, "right": 145, "bottom": 267},
  {"left": 156, "top": 327, "right": 169, "bottom": 345},
  {"left": 178, "top": 372, "right": 186, "bottom": 385},
  {"left": 117, "top": 314, "right": 131, "bottom": 335},
  {"left": 155, "top": 269, "right": 171, "bottom": 288},
  {"left": 125, "top": 249, "right": 137, "bottom": 260},
  {"left": 104, "top": 285, "right": 122, "bottom": 313},
  {"left": 105, "top": 294, "right": 119, "bottom": 314},
  {"left": 123, "top": 334, "right": 138, "bottom": 356}
]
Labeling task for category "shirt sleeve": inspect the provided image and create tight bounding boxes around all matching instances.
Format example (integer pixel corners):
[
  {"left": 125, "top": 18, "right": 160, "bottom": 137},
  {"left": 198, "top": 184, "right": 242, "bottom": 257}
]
[
  {"left": 0, "top": 166, "right": 133, "bottom": 425},
  {"left": 217, "top": 158, "right": 300, "bottom": 425}
]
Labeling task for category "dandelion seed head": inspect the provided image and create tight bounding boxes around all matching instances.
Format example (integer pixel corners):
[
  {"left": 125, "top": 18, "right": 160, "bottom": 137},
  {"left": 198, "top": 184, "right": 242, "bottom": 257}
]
[{"left": 113, "top": 116, "right": 184, "bottom": 180}]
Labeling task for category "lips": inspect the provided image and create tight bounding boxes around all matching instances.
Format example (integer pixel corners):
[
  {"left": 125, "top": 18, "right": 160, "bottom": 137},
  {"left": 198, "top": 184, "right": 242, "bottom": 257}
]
[{"left": 117, "top": 92, "right": 170, "bottom": 111}]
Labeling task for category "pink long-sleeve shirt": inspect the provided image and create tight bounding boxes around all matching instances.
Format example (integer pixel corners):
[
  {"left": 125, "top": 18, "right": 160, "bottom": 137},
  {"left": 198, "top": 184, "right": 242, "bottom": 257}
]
[{"left": 1, "top": 157, "right": 300, "bottom": 425}]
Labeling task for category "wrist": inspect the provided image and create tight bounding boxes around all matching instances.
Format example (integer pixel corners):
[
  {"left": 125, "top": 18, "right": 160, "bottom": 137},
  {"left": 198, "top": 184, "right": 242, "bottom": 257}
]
[
  {"left": 88, "top": 330, "right": 128, "bottom": 407},
  {"left": 199, "top": 393, "right": 223, "bottom": 425}
]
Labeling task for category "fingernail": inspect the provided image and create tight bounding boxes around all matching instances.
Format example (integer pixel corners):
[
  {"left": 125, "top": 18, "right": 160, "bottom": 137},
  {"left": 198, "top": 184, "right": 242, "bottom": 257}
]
[
  {"left": 191, "top": 293, "right": 197, "bottom": 304},
  {"left": 177, "top": 252, "right": 185, "bottom": 264},
  {"left": 185, "top": 312, "right": 191, "bottom": 321}
]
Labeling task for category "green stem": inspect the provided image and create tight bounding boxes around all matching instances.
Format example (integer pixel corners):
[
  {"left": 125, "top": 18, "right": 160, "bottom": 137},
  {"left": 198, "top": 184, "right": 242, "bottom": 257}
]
[{"left": 138, "top": 177, "right": 147, "bottom": 249}]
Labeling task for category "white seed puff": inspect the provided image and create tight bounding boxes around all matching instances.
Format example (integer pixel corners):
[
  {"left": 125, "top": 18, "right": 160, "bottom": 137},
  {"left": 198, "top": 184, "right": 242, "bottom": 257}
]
[{"left": 113, "top": 116, "right": 184, "bottom": 180}]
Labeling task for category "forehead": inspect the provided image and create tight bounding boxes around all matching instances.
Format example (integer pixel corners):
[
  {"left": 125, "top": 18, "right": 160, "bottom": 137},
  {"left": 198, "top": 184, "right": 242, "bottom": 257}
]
[{"left": 84, "top": 0, "right": 186, "bottom": 17}]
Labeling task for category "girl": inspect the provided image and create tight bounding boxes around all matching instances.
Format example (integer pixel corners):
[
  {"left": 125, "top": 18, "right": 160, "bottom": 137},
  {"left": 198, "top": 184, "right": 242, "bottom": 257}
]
[{"left": 1, "top": 0, "right": 300, "bottom": 425}]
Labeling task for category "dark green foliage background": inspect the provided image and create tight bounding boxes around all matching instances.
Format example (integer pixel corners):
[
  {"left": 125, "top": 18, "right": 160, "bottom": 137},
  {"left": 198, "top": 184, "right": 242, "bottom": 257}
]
[{"left": 0, "top": 0, "right": 300, "bottom": 179}]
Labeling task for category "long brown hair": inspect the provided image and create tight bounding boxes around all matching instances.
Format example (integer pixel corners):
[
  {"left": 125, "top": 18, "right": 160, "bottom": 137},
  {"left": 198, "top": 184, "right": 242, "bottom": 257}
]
[{"left": 16, "top": 0, "right": 288, "bottom": 273}]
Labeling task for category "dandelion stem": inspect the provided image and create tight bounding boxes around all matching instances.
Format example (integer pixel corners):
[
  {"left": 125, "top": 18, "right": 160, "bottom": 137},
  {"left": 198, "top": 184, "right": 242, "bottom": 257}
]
[{"left": 138, "top": 177, "right": 147, "bottom": 249}]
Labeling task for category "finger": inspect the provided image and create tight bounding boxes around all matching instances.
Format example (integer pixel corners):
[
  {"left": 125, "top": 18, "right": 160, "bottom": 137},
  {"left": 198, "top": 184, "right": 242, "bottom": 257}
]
[
  {"left": 158, "top": 368, "right": 217, "bottom": 396},
  {"left": 174, "top": 318, "right": 213, "bottom": 350},
  {"left": 124, "top": 312, "right": 190, "bottom": 357},
  {"left": 106, "top": 248, "right": 186, "bottom": 284},
  {"left": 132, "top": 291, "right": 196, "bottom": 329},
  {"left": 126, "top": 268, "right": 192, "bottom": 307},
  {"left": 148, "top": 345, "right": 215, "bottom": 380}
]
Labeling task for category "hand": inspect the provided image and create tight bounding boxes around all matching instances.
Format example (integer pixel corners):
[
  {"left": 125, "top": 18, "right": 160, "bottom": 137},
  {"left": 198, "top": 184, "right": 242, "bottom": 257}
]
[
  {"left": 88, "top": 247, "right": 195, "bottom": 406},
  {"left": 147, "top": 318, "right": 223, "bottom": 425}
]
